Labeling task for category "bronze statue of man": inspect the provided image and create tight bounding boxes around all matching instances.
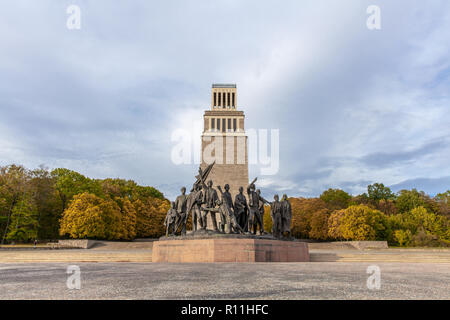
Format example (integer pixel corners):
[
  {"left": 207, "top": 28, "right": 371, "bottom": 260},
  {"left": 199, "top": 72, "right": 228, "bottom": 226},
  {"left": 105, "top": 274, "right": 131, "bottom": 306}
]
[
  {"left": 223, "top": 184, "right": 234, "bottom": 211},
  {"left": 217, "top": 186, "right": 244, "bottom": 234},
  {"left": 164, "top": 201, "right": 178, "bottom": 237},
  {"left": 255, "top": 189, "right": 268, "bottom": 234},
  {"left": 220, "top": 184, "right": 234, "bottom": 232},
  {"left": 246, "top": 177, "right": 266, "bottom": 235},
  {"left": 281, "top": 194, "right": 292, "bottom": 238},
  {"left": 186, "top": 183, "right": 204, "bottom": 232},
  {"left": 234, "top": 186, "right": 248, "bottom": 231},
  {"left": 270, "top": 194, "right": 283, "bottom": 238},
  {"left": 202, "top": 179, "right": 219, "bottom": 231},
  {"left": 174, "top": 187, "right": 188, "bottom": 235}
]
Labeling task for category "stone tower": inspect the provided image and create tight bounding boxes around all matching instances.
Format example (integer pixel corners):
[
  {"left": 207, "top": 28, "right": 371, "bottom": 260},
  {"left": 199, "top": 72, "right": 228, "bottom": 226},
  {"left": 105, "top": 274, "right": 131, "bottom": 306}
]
[{"left": 200, "top": 84, "right": 249, "bottom": 198}]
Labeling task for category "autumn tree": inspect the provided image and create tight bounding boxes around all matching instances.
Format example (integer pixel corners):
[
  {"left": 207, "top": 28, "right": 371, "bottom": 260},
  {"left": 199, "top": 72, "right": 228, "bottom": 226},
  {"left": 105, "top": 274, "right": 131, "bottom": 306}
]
[
  {"left": 376, "top": 199, "right": 398, "bottom": 215},
  {"left": 309, "top": 209, "right": 330, "bottom": 240},
  {"left": 290, "top": 198, "right": 329, "bottom": 239},
  {"left": 388, "top": 206, "right": 449, "bottom": 246},
  {"left": 133, "top": 197, "right": 169, "bottom": 238},
  {"left": 395, "top": 189, "right": 439, "bottom": 214},
  {"left": 263, "top": 205, "right": 272, "bottom": 233},
  {"left": 327, "top": 209, "right": 345, "bottom": 240},
  {"left": 59, "top": 193, "right": 122, "bottom": 240},
  {"left": 114, "top": 197, "right": 137, "bottom": 240},
  {"left": 327, "top": 205, "right": 389, "bottom": 241},
  {"left": 435, "top": 191, "right": 450, "bottom": 217}
]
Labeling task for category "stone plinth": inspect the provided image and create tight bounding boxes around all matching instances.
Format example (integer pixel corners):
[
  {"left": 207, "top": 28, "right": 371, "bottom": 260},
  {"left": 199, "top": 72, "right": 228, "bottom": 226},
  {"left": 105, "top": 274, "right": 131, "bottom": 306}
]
[
  {"left": 57, "top": 239, "right": 97, "bottom": 249},
  {"left": 152, "top": 237, "right": 309, "bottom": 263}
]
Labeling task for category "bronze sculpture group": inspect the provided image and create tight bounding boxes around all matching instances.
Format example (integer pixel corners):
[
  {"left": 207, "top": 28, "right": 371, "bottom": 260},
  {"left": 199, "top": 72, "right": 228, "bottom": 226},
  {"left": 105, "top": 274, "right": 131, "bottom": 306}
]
[{"left": 164, "top": 164, "right": 292, "bottom": 239}]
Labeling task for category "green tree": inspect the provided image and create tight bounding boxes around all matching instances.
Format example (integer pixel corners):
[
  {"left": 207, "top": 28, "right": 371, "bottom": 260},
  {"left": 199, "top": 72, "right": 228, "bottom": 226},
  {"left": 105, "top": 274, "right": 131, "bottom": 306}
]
[
  {"left": 320, "top": 188, "right": 351, "bottom": 210},
  {"left": 6, "top": 198, "right": 39, "bottom": 242},
  {"left": 435, "top": 190, "right": 450, "bottom": 217},
  {"left": 51, "top": 168, "right": 103, "bottom": 212},
  {"left": 29, "top": 167, "right": 62, "bottom": 239},
  {"left": 396, "top": 189, "right": 429, "bottom": 214},
  {"left": 367, "top": 183, "right": 395, "bottom": 202},
  {"left": 435, "top": 190, "right": 450, "bottom": 204},
  {"left": 0, "top": 165, "right": 29, "bottom": 244},
  {"left": 101, "top": 178, "right": 165, "bottom": 202}
]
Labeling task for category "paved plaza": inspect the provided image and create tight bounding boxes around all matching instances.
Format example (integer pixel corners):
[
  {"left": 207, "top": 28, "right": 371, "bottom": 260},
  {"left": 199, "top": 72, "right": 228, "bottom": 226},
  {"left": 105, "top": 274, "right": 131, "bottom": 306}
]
[{"left": 0, "top": 262, "right": 449, "bottom": 299}]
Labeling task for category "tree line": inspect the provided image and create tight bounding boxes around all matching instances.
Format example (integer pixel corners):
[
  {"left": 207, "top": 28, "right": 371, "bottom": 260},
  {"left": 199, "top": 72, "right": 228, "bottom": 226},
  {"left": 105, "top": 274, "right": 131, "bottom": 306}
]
[
  {"left": 1, "top": 165, "right": 449, "bottom": 246},
  {"left": 264, "top": 184, "right": 449, "bottom": 246},
  {"left": 0, "top": 164, "right": 168, "bottom": 243}
]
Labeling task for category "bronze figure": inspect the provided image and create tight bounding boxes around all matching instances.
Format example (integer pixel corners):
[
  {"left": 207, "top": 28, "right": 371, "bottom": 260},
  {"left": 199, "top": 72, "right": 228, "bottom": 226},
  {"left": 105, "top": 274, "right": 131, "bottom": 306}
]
[
  {"left": 234, "top": 186, "right": 248, "bottom": 231},
  {"left": 270, "top": 194, "right": 283, "bottom": 238}
]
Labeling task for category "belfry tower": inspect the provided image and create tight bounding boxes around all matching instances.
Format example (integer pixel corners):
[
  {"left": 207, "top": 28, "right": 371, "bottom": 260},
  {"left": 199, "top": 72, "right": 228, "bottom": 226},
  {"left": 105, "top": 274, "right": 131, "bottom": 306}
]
[{"left": 200, "top": 84, "right": 249, "bottom": 198}]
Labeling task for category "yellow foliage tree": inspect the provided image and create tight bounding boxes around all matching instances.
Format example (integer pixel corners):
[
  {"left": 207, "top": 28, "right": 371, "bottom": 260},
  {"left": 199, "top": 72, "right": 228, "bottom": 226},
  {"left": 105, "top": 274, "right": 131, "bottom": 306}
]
[
  {"left": 309, "top": 209, "right": 330, "bottom": 240},
  {"left": 59, "top": 193, "right": 122, "bottom": 240},
  {"left": 263, "top": 205, "right": 272, "bottom": 233},
  {"left": 327, "top": 210, "right": 345, "bottom": 240},
  {"left": 114, "top": 197, "right": 137, "bottom": 240},
  {"left": 328, "top": 205, "right": 388, "bottom": 241}
]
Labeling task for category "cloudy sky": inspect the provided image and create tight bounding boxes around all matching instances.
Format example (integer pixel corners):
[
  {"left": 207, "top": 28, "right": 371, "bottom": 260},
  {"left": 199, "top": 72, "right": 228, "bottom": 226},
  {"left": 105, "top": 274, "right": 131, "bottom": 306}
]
[{"left": 0, "top": 0, "right": 449, "bottom": 200}]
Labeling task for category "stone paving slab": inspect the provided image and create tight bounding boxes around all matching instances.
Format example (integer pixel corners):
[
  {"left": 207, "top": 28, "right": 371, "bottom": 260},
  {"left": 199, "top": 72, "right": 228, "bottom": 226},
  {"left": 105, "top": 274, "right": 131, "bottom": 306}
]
[{"left": 0, "top": 262, "right": 448, "bottom": 299}]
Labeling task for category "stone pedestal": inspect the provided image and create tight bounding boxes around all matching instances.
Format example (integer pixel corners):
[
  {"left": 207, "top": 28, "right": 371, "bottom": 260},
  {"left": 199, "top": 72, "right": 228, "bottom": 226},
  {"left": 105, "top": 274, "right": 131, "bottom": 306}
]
[{"left": 152, "top": 236, "right": 309, "bottom": 263}]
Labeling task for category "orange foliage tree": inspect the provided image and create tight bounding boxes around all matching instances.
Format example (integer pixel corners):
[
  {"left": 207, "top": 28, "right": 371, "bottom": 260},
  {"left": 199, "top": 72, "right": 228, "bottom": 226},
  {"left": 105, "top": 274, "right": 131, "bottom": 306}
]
[
  {"left": 133, "top": 197, "right": 170, "bottom": 238},
  {"left": 290, "top": 198, "right": 330, "bottom": 239}
]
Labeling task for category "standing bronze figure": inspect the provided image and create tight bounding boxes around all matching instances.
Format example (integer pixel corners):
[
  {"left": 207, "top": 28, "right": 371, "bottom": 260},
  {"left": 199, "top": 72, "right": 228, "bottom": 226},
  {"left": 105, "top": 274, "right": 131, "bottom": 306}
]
[
  {"left": 217, "top": 186, "right": 244, "bottom": 234},
  {"left": 174, "top": 187, "right": 188, "bottom": 235},
  {"left": 220, "top": 184, "right": 234, "bottom": 232},
  {"left": 186, "top": 183, "right": 204, "bottom": 232},
  {"left": 270, "top": 194, "right": 283, "bottom": 238},
  {"left": 246, "top": 178, "right": 266, "bottom": 235},
  {"left": 255, "top": 189, "right": 268, "bottom": 234},
  {"left": 202, "top": 180, "right": 219, "bottom": 231},
  {"left": 281, "top": 194, "right": 292, "bottom": 238},
  {"left": 234, "top": 186, "right": 248, "bottom": 232},
  {"left": 164, "top": 201, "right": 178, "bottom": 237}
]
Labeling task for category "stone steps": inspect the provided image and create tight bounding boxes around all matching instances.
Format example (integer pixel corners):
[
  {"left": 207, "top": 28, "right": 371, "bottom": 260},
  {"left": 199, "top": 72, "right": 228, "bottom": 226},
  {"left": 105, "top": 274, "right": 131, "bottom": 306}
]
[
  {"left": 0, "top": 251, "right": 153, "bottom": 263},
  {"left": 310, "top": 252, "right": 450, "bottom": 263},
  {"left": 2, "top": 247, "right": 450, "bottom": 263}
]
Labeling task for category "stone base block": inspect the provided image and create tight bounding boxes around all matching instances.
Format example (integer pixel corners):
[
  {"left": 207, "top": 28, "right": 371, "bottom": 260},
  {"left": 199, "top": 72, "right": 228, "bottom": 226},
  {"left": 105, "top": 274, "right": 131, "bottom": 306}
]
[
  {"left": 346, "top": 241, "right": 389, "bottom": 250},
  {"left": 57, "top": 239, "right": 97, "bottom": 249},
  {"left": 152, "top": 238, "right": 309, "bottom": 263}
]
